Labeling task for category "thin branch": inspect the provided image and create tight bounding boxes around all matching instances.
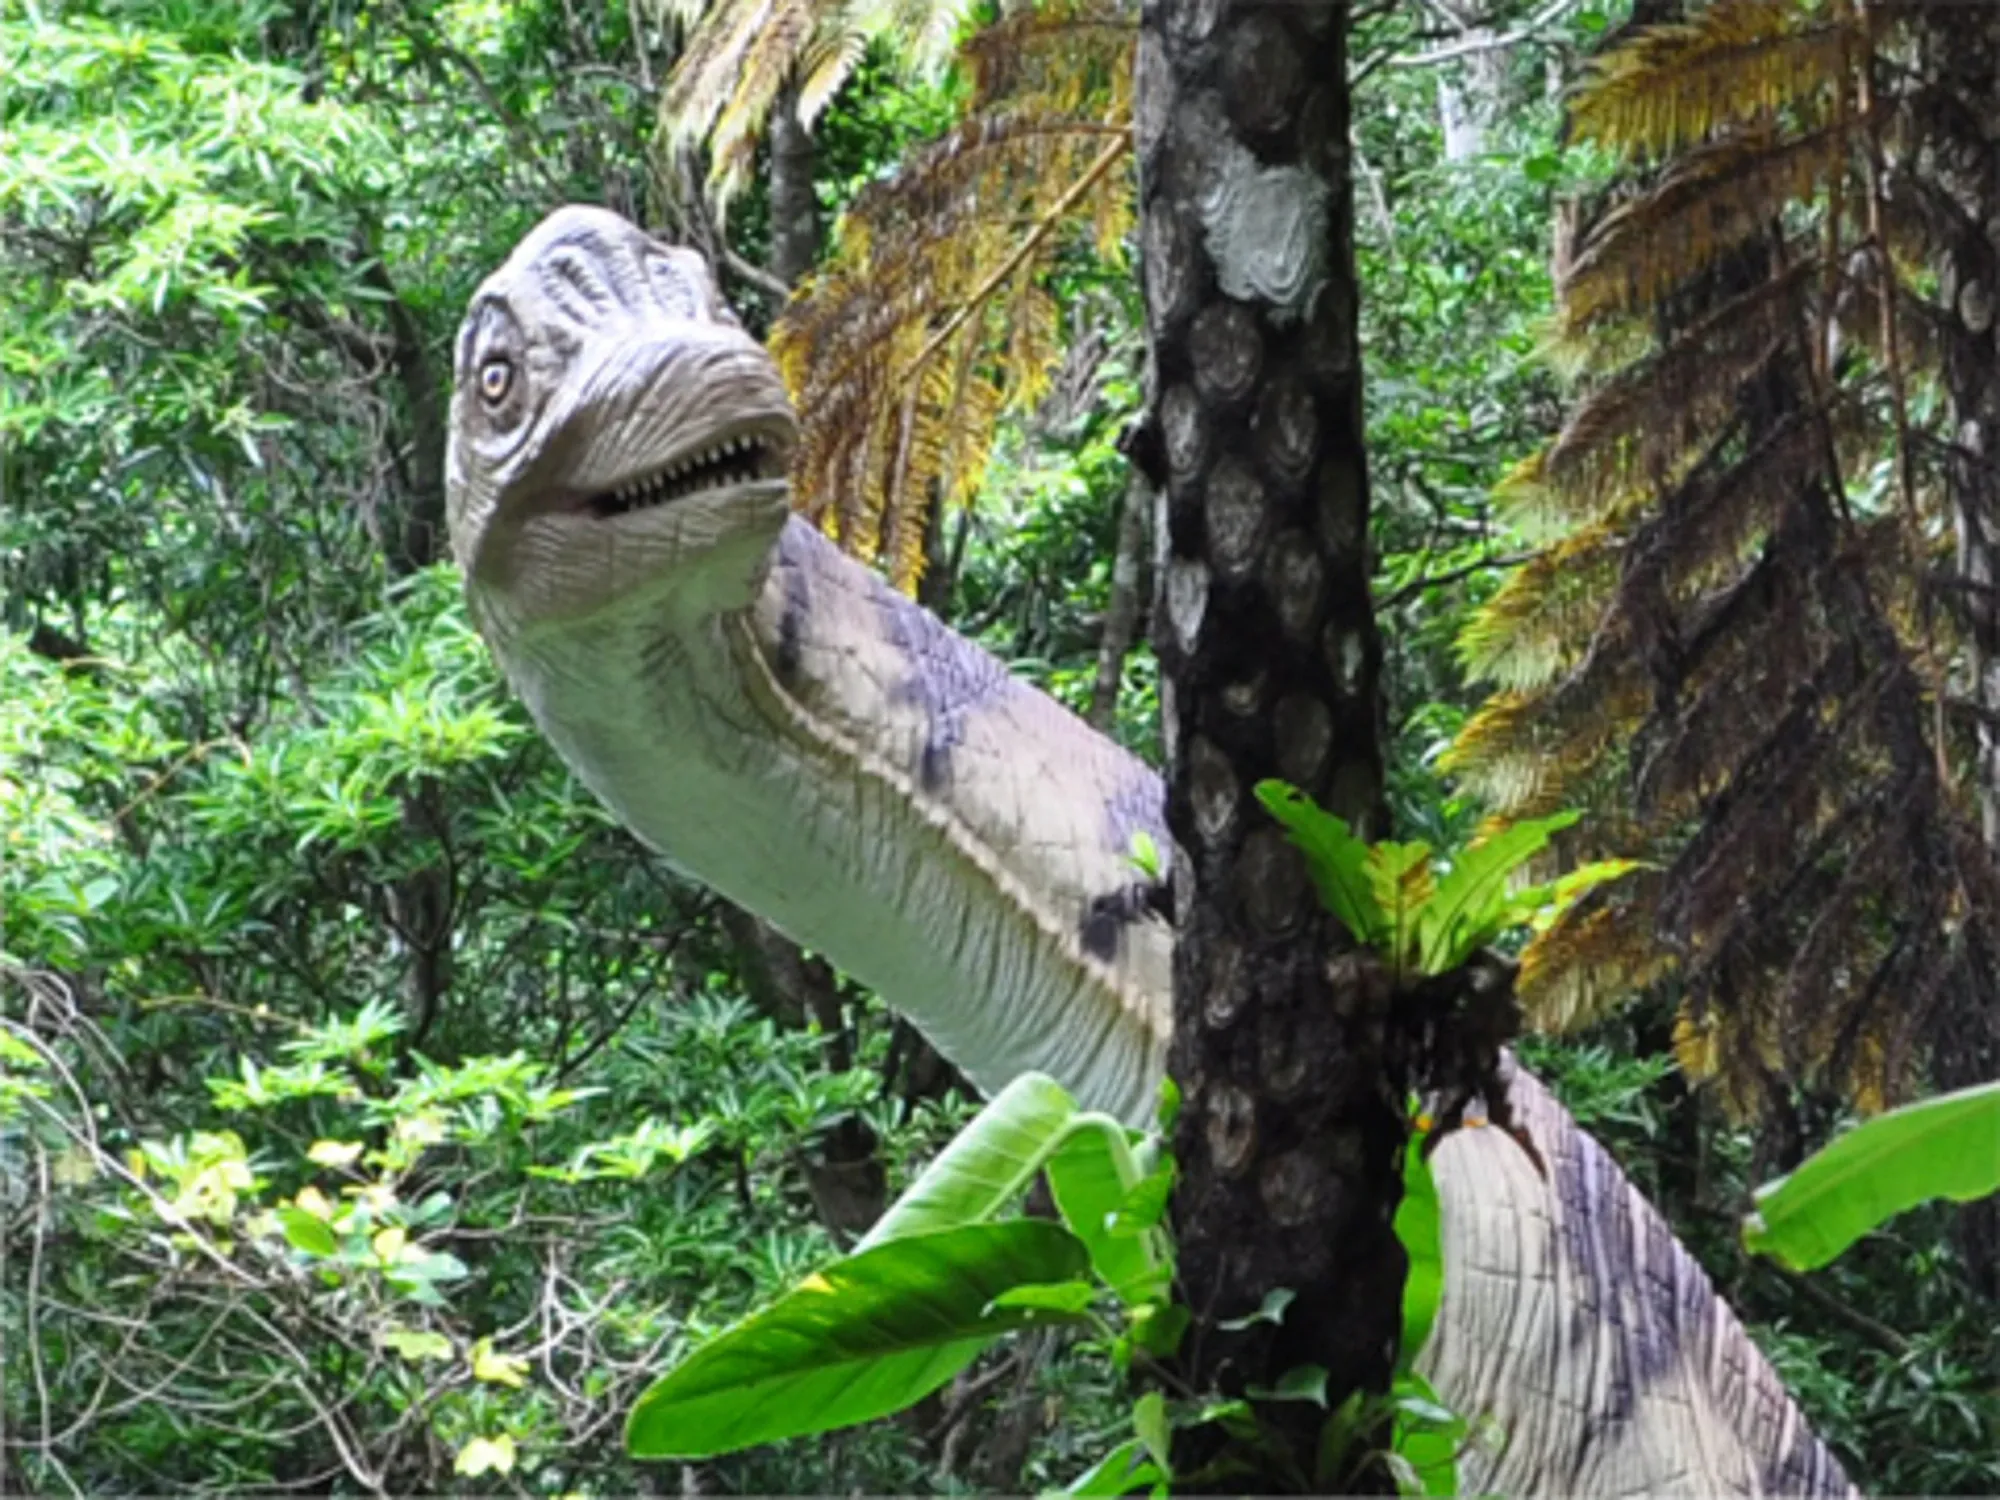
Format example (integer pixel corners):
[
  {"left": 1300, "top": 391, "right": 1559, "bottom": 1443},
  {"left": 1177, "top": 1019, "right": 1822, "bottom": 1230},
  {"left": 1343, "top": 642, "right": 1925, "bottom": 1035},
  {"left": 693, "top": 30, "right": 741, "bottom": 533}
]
[
  {"left": 1391, "top": 0, "right": 1584, "bottom": 68},
  {"left": 1381, "top": 551, "right": 1535, "bottom": 608},
  {"left": 627, "top": 0, "right": 655, "bottom": 92},
  {"left": 723, "top": 246, "right": 794, "bottom": 302},
  {"left": 1771, "top": 1264, "right": 1912, "bottom": 1358},
  {"left": 903, "top": 132, "right": 1132, "bottom": 384}
]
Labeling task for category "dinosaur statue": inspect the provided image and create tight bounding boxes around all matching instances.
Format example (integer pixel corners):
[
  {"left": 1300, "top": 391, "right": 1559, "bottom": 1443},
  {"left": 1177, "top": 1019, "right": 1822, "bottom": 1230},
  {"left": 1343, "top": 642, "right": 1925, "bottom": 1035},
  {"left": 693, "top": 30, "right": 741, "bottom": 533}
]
[{"left": 445, "top": 206, "right": 1857, "bottom": 1497}]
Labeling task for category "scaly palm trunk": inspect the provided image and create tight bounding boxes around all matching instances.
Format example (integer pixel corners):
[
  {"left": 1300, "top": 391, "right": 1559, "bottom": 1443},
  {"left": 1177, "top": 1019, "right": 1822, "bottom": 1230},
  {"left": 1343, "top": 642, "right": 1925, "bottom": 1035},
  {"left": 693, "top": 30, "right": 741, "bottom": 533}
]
[{"left": 1136, "top": 0, "right": 1405, "bottom": 1484}]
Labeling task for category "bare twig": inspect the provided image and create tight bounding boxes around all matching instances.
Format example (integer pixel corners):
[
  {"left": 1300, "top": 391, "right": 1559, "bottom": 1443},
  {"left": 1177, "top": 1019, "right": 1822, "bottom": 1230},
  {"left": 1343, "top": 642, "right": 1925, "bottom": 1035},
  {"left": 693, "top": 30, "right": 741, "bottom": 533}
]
[{"left": 1380, "top": 551, "right": 1535, "bottom": 608}]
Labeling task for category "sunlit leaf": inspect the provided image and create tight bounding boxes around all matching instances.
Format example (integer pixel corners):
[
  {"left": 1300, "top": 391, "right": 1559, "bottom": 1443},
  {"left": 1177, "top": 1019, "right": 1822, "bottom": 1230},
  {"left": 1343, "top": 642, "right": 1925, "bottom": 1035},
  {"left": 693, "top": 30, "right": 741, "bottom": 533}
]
[
  {"left": 454, "top": 1434, "right": 516, "bottom": 1477},
  {"left": 1743, "top": 1080, "right": 2000, "bottom": 1270},
  {"left": 626, "top": 1221, "right": 1089, "bottom": 1459}
]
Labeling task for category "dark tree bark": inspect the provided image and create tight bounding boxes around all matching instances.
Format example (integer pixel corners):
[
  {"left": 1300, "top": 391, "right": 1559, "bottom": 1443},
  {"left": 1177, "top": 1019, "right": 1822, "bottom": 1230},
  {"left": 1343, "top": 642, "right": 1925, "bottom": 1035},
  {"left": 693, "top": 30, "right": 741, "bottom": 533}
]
[
  {"left": 1136, "top": 0, "right": 1407, "bottom": 1485},
  {"left": 1087, "top": 471, "right": 1152, "bottom": 733}
]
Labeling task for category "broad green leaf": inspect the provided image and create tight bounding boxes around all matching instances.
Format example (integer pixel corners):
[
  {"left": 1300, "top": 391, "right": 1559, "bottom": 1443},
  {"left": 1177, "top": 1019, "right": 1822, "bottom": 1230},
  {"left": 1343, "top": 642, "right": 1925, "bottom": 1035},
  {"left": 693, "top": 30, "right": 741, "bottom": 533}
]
[
  {"left": 1416, "top": 811, "right": 1580, "bottom": 973},
  {"left": 1393, "top": 1135, "right": 1444, "bottom": 1370},
  {"left": 471, "top": 1336, "right": 529, "bottom": 1388},
  {"left": 1066, "top": 1436, "right": 1165, "bottom": 1496},
  {"left": 277, "top": 1205, "right": 338, "bottom": 1258},
  {"left": 1256, "top": 781, "right": 1386, "bottom": 947},
  {"left": 1046, "top": 1121, "right": 1169, "bottom": 1303},
  {"left": 454, "top": 1434, "right": 516, "bottom": 1477},
  {"left": 1247, "top": 1363, "right": 1329, "bottom": 1405},
  {"left": 1389, "top": 1371, "right": 1464, "bottom": 1497},
  {"left": 1218, "top": 1286, "right": 1294, "bottom": 1331},
  {"left": 626, "top": 1220, "right": 1090, "bottom": 1459},
  {"left": 1367, "top": 841, "right": 1435, "bottom": 975},
  {"left": 1132, "top": 1390, "right": 1172, "bottom": 1472},
  {"left": 859, "top": 1073, "right": 1077, "bottom": 1248},
  {"left": 1131, "top": 1301, "right": 1190, "bottom": 1358},
  {"left": 1742, "top": 1080, "right": 2000, "bottom": 1270},
  {"left": 989, "top": 1279, "right": 1096, "bottom": 1314},
  {"left": 1107, "top": 1162, "right": 1173, "bottom": 1236}
]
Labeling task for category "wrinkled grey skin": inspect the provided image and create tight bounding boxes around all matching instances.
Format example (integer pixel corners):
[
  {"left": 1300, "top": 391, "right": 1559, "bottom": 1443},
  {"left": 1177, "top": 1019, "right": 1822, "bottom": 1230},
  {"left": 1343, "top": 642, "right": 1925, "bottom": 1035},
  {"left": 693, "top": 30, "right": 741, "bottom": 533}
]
[{"left": 447, "top": 207, "right": 1856, "bottom": 1498}]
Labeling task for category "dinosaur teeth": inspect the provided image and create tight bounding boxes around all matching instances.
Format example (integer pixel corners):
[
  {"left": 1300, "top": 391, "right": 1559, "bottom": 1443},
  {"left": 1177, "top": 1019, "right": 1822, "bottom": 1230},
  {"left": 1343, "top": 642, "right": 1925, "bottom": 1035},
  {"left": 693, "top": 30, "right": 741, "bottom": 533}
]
[{"left": 583, "top": 433, "right": 786, "bottom": 519}]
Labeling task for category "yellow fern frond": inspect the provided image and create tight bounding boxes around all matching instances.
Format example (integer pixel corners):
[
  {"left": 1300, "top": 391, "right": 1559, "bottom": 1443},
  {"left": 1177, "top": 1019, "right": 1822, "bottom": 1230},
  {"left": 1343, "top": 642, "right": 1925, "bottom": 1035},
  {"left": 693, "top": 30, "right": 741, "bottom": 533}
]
[
  {"left": 1570, "top": 0, "right": 1853, "bottom": 161},
  {"left": 1456, "top": 525, "right": 1624, "bottom": 691},
  {"left": 658, "top": 0, "right": 774, "bottom": 145},
  {"left": 1443, "top": 659, "right": 1651, "bottom": 819},
  {"left": 796, "top": 26, "right": 869, "bottom": 128},
  {"left": 1559, "top": 126, "right": 1842, "bottom": 333},
  {"left": 772, "top": 4, "right": 1134, "bottom": 590},
  {"left": 704, "top": 0, "right": 817, "bottom": 207},
  {"left": 1671, "top": 1002, "right": 1721, "bottom": 1080},
  {"left": 1520, "top": 882, "right": 1672, "bottom": 1035},
  {"left": 1543, "top": 258, "right": 1817, "bottom": 517}
]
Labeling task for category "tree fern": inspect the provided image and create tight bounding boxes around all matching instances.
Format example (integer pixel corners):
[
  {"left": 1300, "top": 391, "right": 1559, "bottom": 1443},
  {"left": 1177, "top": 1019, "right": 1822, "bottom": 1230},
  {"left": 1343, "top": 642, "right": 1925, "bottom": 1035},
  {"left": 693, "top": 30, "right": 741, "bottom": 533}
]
[
  {"left": 773, "top": 0, "right": 1134, "bottom": 588},
  {"left": 651, "top": 0, "right": 975, "bottom": 211},
  {"left": 1449, "top": 0, "right": 2000, "bottom": 1122}
]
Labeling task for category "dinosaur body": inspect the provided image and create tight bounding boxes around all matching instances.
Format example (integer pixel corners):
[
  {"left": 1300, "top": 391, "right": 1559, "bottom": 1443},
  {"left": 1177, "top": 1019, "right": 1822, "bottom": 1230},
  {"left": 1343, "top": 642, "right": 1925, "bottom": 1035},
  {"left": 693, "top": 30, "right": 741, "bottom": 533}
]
[{"left": 447, "top": 207, "right": 1855, "bottom": 1497}]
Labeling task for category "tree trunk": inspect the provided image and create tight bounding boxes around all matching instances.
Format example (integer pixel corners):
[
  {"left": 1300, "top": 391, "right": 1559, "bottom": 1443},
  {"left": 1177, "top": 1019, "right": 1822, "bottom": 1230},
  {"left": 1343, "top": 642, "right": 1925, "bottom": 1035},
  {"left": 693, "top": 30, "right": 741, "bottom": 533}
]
[
  {"left": 1087, "top": 470, "right": 1152, "bottom": 732},
  {"left": 1136, "top": 0, "right": 1406, "bottom": 1485},
  {"left": 1429, "top": 1, "right": 1507, "bottom": 162},
  {"left": 767, "top": 80, "right": 819, "bottom": 288}
]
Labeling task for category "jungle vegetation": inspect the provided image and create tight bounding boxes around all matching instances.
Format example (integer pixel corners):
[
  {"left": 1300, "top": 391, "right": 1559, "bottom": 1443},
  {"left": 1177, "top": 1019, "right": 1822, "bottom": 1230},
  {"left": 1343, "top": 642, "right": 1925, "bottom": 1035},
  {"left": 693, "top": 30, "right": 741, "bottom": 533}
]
[{"left": 3, "top": 0, "right": 1997, "bottom": 1493}]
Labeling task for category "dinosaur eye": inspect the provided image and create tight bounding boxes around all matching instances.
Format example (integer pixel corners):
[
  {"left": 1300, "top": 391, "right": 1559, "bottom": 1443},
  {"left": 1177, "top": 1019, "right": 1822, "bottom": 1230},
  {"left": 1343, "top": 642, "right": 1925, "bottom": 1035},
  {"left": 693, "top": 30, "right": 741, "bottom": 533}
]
[{"left": 479, "top": 357, "right": 514, "bottom": 404}]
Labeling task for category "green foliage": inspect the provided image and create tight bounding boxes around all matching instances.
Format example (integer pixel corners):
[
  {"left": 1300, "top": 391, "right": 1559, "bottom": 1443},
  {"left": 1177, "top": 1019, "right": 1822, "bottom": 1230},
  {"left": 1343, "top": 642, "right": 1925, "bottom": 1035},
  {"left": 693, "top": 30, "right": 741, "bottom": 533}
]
[
  {"left": 1256, "top": 780, "right": 1636, "bottom": 983},
  {"left": 9, "top": 0, "right": 1990, "bottom": 1493},
  {"left": 1743, "top": 1082, "right": 2000, "bottom": 1272},
  {"left": 618, "top": 1065, "right": 1463, "bottom": 1493},
  {"left": 624, "top": 1071, "right": 1169, "bottom": 1464},
  {"left": 627, "top": 1220, "right": 1091, "bottom": 1458}
]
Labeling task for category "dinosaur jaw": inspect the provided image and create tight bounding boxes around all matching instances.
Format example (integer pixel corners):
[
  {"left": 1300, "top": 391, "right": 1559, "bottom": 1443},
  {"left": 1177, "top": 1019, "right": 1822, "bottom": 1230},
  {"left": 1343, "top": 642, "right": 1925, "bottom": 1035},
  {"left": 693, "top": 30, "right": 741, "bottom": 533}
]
[
  {"left": 575, "top": 420, "right": 794, "bottom": 520},
  {"left": 468, "top": 399, "right": 798, "bottom": 634}
]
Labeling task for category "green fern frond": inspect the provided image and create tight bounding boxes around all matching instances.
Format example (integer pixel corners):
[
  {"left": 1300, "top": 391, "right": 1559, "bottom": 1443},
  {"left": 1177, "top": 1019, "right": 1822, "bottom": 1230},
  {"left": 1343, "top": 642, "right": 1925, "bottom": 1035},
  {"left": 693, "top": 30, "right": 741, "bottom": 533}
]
[{"left": 1570, "top": 0, "right": 1852, "bottom": 161}]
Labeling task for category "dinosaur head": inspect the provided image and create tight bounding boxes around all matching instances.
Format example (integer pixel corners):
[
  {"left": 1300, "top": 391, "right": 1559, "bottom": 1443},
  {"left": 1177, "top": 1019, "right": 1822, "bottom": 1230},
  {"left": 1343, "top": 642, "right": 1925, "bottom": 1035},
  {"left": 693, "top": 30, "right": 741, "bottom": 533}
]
[{"left": 446, "top": 206, "right": 796, "bottom": 636}]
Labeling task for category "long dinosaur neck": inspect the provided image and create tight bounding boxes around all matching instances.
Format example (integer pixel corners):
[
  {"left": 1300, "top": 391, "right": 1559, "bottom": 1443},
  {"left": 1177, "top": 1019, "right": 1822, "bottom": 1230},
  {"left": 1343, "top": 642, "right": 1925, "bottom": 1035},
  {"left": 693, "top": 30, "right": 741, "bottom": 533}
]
[{"left": 492, "top": 516, "right": 1171, "bottom": 1121}]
